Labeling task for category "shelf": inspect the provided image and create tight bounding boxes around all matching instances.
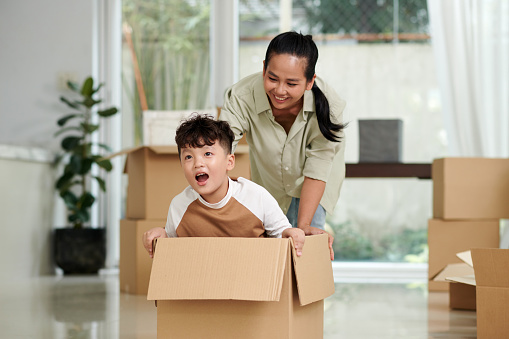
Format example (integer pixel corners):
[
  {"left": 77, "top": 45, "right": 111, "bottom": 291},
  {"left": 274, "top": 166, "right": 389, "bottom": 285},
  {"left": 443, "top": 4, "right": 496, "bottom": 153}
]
[{"left": 346, "top": 163, "right": 431, "bottom": 179}]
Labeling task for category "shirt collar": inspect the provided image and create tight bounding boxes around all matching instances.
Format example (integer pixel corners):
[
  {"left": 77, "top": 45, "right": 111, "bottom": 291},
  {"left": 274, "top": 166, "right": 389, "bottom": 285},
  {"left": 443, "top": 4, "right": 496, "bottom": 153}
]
[{"left": 253, "top": 74, "right": 271, "bottom": 114}]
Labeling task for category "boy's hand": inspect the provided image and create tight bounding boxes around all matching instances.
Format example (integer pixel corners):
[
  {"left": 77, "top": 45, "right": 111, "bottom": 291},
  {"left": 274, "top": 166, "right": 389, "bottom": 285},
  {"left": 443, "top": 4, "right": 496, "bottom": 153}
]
[
  {"left": 300, "top": 226, "right": 334, "bottom": 261},
  {"left": 142, "top": 227, "right": 168, "bottom": 258},
  {"left": 282, "top": 228, "right": 305, "bottom": 257}
]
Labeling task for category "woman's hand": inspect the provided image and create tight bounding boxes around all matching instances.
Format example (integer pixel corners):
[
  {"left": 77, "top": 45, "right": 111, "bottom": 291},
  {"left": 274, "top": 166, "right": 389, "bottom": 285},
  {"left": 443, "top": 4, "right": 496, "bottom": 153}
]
[
  {"left": 142, "top": 227, "right": 168, "bottom": 258},
  {"left": 300, "top": 226, "right": 334, "bottom": 261},
  {"left": 282, "top": 227, "right": 305, "bottom": 256}
]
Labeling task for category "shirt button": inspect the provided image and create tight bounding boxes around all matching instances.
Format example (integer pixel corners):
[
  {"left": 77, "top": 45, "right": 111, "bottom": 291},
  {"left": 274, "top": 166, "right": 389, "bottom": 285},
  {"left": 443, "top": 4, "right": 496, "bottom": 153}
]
[{"left": 284, "top": 166, "right": 289, "bottom": 170}]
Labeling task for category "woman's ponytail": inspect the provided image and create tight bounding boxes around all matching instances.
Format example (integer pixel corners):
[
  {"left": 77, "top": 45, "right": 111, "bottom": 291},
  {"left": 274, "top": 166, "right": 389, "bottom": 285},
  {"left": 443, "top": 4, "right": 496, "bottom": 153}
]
[{"left": 312, "top": 83, "right": 345, "bottom": 142}]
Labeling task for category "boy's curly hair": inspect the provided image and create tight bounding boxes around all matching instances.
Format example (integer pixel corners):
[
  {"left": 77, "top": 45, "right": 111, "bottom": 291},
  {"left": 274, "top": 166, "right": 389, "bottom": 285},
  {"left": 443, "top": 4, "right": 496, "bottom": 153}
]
[{"left": 175, "top": 114, "right": 234, "bottom": 157}]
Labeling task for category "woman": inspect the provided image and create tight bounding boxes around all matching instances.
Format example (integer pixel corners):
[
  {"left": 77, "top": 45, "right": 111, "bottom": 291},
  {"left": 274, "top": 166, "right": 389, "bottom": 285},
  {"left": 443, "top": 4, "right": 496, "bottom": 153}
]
[{"left": 220, "top": 32, "right": 346, "bottom": 259}]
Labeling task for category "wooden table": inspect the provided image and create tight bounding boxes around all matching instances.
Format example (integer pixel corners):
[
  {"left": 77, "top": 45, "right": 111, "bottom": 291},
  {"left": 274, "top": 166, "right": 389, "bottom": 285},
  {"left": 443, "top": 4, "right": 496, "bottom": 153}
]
[{"left": 346, "top": 163, "right": 432, "bottom": 179}]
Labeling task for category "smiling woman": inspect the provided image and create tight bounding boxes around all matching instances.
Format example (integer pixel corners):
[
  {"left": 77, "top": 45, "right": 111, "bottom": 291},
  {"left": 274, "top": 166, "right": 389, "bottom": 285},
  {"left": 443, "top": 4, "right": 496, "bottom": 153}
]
[{"left": 220, "top": 32, "right": 346, "bottom": 251}]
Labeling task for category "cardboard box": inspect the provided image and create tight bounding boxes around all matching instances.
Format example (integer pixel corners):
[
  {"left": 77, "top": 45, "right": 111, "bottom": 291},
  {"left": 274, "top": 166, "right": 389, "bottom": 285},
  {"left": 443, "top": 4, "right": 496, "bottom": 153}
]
[
  {"left": 114, "top": 145, "right": 250, "bottom": 219},
  {"left": 147, "top": 234, "right": 334, "bottom": 339},
  {"left": 432, "top": 158, "right": 509, "bottom": 219},
  {"left": 428, "top": 219, "right": 500, "bottom": 291},
  {"left": 471, "top": 248, "right": 509, "bottom": 339},
  {"left": 433, "top": 251, "right": 476, "bottom": 310},
  {"left": 120, "top": 219, "right": 165, "bottom": 295}
]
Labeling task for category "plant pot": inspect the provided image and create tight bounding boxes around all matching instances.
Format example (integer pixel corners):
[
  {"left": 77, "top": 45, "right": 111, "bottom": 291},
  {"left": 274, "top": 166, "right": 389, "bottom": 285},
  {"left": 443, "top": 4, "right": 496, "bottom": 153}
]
[{"left": 54, "top": 228, "right": 106, "bottom": 275}]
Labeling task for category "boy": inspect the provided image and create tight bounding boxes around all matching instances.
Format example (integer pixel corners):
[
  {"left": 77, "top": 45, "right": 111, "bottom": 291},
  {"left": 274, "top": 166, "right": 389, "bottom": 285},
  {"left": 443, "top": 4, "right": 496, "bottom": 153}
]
[{"left": 142, "top": 114, "right": 305, "bottom": 258}]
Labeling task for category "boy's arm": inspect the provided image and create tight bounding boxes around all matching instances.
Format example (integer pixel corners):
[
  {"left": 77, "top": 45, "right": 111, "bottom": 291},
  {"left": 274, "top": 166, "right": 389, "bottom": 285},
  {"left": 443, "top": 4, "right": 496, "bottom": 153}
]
[
  {"left": 282, "top": 228, "right": 305, "bottom": 257},
  {"left": 142, "top": 227, "right": 168, "bottom": 258}
]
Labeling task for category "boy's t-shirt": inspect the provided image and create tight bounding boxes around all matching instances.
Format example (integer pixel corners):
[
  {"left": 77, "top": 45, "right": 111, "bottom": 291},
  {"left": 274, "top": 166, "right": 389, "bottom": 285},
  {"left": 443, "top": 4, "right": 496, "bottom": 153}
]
[{"left": 165, "top": 177, "right": 291, "bottom": 238}]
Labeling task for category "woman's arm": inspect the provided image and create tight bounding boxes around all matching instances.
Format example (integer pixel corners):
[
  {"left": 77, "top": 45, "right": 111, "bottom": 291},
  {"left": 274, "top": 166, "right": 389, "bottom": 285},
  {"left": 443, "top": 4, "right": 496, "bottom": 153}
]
[{"left": 297, "top": 177, "right": 334, "bottom": 260}]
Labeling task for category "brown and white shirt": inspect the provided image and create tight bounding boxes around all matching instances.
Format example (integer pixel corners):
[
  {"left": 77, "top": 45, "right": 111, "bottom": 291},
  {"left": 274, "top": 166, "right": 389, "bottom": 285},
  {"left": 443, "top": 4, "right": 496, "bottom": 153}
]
[{"left": 165, "top": 177, "right": 292, "bottom": 238}]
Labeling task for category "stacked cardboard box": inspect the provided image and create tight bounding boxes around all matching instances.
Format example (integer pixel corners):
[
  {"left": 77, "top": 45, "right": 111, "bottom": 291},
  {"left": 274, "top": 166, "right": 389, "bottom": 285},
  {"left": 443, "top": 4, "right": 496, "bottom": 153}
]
[
  {"left": 118, "top": 145, "right": 251, "bottom": 295},
  {"left": 428, "top": 158, "right": 509, "bottom": 320},
  {"left": 428, "top": 158, "right": 508, "bottom": 294}
]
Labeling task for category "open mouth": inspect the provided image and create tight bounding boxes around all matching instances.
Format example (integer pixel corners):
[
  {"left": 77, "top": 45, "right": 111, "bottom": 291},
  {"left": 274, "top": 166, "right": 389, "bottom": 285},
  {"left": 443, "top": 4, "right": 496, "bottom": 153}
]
[{"left": 196, "top": 173, "right": 209, "bottom": 184}]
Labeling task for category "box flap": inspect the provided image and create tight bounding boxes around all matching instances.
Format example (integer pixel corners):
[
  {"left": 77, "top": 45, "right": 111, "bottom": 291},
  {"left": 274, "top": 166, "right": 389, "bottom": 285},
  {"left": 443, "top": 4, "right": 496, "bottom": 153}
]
[
  {"left": 471, "top": 248, "right": 509, "bottom": 288},
  {"left": 446, "top": 275, "right": 476, "bottom": 286},
  {"left": 147, "top": 145, "right": 179, "bottom": 154},
  {"left": 102, "top": 146, "right": 143, "bottom": 160},
  {"left": 456, "top": 250, "right": 473, "bottom": 267},
  {"left": 432, "top": 263, "right": 474, "bottom": 282},
  {"left": 291, "top": 234, "right": 335, "bottom": 306},
  {"left": 147, "top": 237, "right": 288, "bottom": 301}
]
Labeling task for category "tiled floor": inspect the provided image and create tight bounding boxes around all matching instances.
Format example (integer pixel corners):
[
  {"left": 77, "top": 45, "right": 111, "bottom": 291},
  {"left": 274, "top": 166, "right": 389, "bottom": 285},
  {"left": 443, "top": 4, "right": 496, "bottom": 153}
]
[{"left": 0, "top": 274, "right": 477, "bottom": 339}]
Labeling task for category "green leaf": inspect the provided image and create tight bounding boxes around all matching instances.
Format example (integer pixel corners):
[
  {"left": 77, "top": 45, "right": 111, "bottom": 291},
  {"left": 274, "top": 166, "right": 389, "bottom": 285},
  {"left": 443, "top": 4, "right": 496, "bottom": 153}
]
[
  {"left": 81, "top": 123, "right": 99, "bottom": 134},
  {"left": 96, "top": 143, "right": 112, "bottom": 152},
  {"left": 61, "top": 191, "right": 78, "bottom": 209},
  {"left": 81, "top": 77, "right": 94, "bottom": 97},
  {"left": 79, "top": 158, "right": 93, "bottom": 174},
  {"left": 69, "top": 154, "right": 83, "bottom": 173},
  {"left": 60, "top": 96, "right": 80, "bottom": 109},
  {"left": 54, "top": 126, "right": 81, "bottom": 137},
  {"left": 56, "top": 172, "right": 74, "bottom": 190},
  {"left": 98, "top": 107, "right": 118, "bottom": 117},
  {"left": 79, "top": 192, "right": 95, "bottom": 209},
  {"left": 82, "top": 97, "right": 101, "bottom": 109},
  {"left": 67, "top": 81, "right": 80, "bottom": 92},
  {"left": 94, "top": 176, "right": 107, "bottom": 192},
  {"left": 92, "top": 83, "right": 104, "bottom": 94},
  {"left": 71, "top": 154, "right": 93, "bottom": 174},
  {"left": 95, "top": 158, "right": 113, "bottom": 171},
  {"left": 61, "top": 136, "right": 81, "bottom": 151},
  {"left": 58, "top": 180, "right": 81, "bottom": 195},
  {"left": 57, "top": 114, "right": 82, "bottom": 126},
  {"left": 69, "top": 210, "right": 89, "bottom": 226}
]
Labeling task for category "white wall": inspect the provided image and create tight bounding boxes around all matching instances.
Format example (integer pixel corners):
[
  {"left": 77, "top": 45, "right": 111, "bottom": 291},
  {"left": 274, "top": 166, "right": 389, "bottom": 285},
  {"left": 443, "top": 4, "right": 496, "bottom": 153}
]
[
  {"left": 0, "top": 1, "right": 93, "bottom": 151},
  {"left": 0, "top": 1, "right": 94, "bottom": 277}
]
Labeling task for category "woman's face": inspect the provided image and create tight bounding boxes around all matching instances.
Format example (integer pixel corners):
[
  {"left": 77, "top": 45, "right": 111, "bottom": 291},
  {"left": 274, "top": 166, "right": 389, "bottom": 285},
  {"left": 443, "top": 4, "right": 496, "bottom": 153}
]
[{"left": 263, "top": 53, "right": 315, "bottom": 112}]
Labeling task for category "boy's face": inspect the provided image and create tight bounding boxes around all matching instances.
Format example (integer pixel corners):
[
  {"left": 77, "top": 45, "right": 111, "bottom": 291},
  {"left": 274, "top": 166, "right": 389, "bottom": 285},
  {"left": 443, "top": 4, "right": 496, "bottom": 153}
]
[{"left": 180, "top": 141, "right": 235, "bottom": 204}]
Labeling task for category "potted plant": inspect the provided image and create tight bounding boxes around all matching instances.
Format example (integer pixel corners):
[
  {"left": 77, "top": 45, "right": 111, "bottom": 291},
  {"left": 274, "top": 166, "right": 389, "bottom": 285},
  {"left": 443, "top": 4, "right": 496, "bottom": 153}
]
[{"left": 54, "top": 76, "right": 118, "bottom": 274}]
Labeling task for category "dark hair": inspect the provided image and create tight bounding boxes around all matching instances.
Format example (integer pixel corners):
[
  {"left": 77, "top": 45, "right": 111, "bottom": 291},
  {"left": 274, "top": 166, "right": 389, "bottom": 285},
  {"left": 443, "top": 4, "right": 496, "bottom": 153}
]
[
  {"left": 175, "top": 114, "right": 234, "bottom": 157},
  {"left": 264, "top": 31, "right": 345, "bottom": 142}
]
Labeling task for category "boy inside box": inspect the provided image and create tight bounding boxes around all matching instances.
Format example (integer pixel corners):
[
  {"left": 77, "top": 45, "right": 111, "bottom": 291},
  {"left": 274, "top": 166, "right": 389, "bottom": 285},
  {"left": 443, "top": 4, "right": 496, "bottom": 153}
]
[{"left": 142, "top": 114, "right": 305, "bottom": 258}]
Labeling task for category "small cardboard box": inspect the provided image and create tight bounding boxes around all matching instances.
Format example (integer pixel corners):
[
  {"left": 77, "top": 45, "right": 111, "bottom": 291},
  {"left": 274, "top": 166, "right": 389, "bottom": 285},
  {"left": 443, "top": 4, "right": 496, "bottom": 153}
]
[
  {"left": 113, "top": 145, "right": 250, "bottom": 219},
  {"left": 432, "top": 251, "right": 476, "bottom": 310},
  {"left": 147, "top": 234, "right": 334, "bottom": 339},
  {"left": 120, "top": 219, "right": 165, "bottom": 295},
  {"left": 471, "top": 248, "right": 509, "bottom": 339},
  {"left": 427, "top": 218, "right": 500, "bottom": 291},
  {"left": 432, "top": 158, "right": 509, "bottom": 219}
]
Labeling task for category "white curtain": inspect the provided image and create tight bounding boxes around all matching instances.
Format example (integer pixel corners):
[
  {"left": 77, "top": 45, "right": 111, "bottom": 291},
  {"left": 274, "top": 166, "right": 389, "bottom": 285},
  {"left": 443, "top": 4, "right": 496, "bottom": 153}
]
[{"left": 428, "top": 0, "right": 509, "bottom": 157}]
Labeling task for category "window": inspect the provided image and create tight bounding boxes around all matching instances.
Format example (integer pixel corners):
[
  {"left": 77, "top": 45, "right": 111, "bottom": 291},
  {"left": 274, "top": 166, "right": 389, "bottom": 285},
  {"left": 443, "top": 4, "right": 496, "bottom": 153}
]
[
  {"left": 122, "top": 0, "right": 212, "bottom": 147},
  {"left": 239, "top": 0, "right": 445, "bottom": 263}
]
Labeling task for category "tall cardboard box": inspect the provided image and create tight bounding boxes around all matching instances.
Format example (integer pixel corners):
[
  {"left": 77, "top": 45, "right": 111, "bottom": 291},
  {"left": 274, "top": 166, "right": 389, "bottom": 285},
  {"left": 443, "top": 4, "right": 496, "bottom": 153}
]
[
  {"left": 427, "top": 219, "right": 499, "bottom": 291},
  {"left": 115, "top": 145, "right": 250, "bottom": 219},
  {"left": 432, "top": 158, "right": 509, "bottom": 219},
  {"left": 120, "top": 219, "right": 165, "bottom": 295},
  {"left": 471, "top": 248, "right": 509, "bottom": 339},
  {"left": 147, "top": 234, "right": 334, "bottom": 339}
]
